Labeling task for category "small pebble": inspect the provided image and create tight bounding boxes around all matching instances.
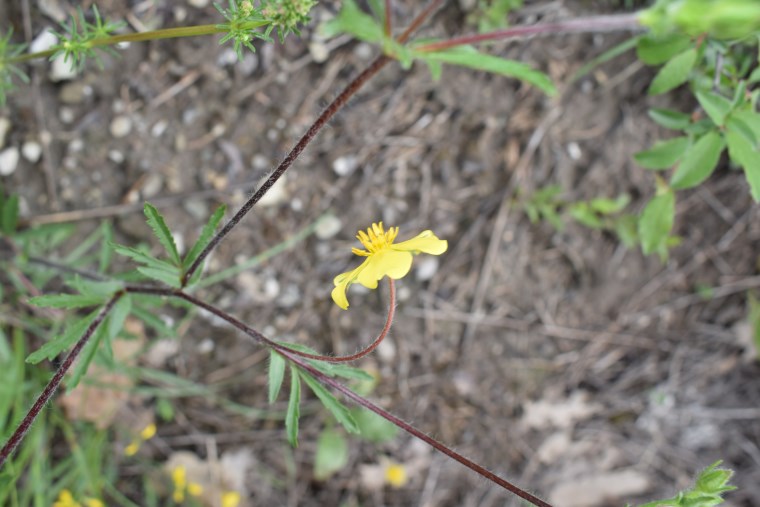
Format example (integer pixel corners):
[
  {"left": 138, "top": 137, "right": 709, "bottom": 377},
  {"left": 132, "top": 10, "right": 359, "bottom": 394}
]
[
  {"left": 142, "top": 173, "right": 163, "bottom": 198},
  {"left": 59, "top": 82, "right": 92, "bottom": 104},
  {"left": 29, "top": 30, "right": 58, "bottom": 53},
  {"left": 0, "top": 118, "right": 10, "bottom": 148},
  {"left": 353, "top": 43, "right": 374, "bottom": 60},
  {"left": 183, "top": 199, "right": 209, "bottom": 220},
  {"left": 39, "top": 0, "right": 67, "bottom": 21},
  {"left": 108, "top": 150, "right": 125, "bottom": 163},
  {"left": 22, "top": 141, "right": 42, "bottom": 163},
  {"left": 308, "top": 41, "right": 329, "bottom": 63},
  {"left": 59, "top": 107, "right": 75, "bottom": 124},
  {"left": 315, "top": 215, "right": 342, "bottom": 239},
  {"left": 567, "top": 142, "right": 582, "bottom": 161},
  {"left": 332, "top": 155, "right": 358, "bottom": 176},
  {"left": 415, "top": 257, "right": 439, "bottom": 281},
  {"left": 151, "top": 120, "right": 168, "bottom": 137},
  {"left": 239, "top": 52, "right": 258, "bottom": 76},
  {"left": 49, "top": 56, "right": 77, "bottom": 82},
  {"left": 251, "top": 154, "right": 269, "bottom": 171},
  {"left": 257, "top": 175, "right": 288, "bottom": 206},
  {"left": 0, "top": 147, "right": 20, "bottom": 176},
  {"left": 188, "top": 0, "right": 210, "bottom": 7},
  {"left": 110, "top": 116, "right": 133, "bottom": 138}
]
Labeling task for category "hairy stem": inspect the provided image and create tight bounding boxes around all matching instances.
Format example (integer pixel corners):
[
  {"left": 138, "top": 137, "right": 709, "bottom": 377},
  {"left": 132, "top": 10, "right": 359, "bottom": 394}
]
[
  {"left": 414, "top": 14, "right": 643, "bottom": 52},
  {"left": 280, "top": 279, "right": 396, "bottom": 362},
  {"left": 8, "top": 22, "right": 268, "bottom": 65},
  {"left": 0, "top": 293, "right": 121, "bottom": 468},
  {"left": 181, "top": 54, "right": 391, "bottom": 285},
  {"left": 133, "top": 287, "right": 551, "bottom": 507}
]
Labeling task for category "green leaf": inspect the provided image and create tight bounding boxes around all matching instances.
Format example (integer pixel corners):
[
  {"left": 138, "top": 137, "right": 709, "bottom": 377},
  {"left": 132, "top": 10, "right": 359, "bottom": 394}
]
[
  {"left": 286, "top": 366, "right": 301, "bottom": 447},
  {"left": 648, "top": 48, "right": 697, "bottom": 95},
  {"left": 695, "top": 89, "right": 733, "bottom": 127},
  {"left": 671, "top": 130, "right": 726, "bottom": 189},
  {"left": 137, "top": 266, "right": 182, "bottom": 288},
  {"left": 67, "top": 324, "right": 107, "bottom": 390},
  {"left": 68, "top": 276, "right": 123, "bottom": 297},
  {"left": 634, "top": 136, "right": 690, "bottom": 169},
  {"left": 108, "top": 294, "right": 131, "bottom": 340},
  {"left": 648, "top": 108, "right": 692, "bottom": 130},
  {"left": 416, "top": 45, "right": 556, "bottom": 96},
  {"left": 748, "top": 293, "right": 760, "bottom": 361},
  {"left": 29, "top": 293, "right": 105, "bottom": 309},
  {"left": 132, "top": 306, "right": 174, "bottom": 337},
  {"left": 111, "top": 242, "right": 178, "bottom": 271},
  {"left": 183, "top": 204, "right": 226, "bottom": 270},
  {"left": 143, "top": 203, "right": 180, "bottom": 266},
  {"left": 276, "top": 342, "right": 374, "bottom": 381},
  {"left": 590, "top": 194, "right": 630, "bottom": 215},
  {"left": 637, "top": 460, "right": 735, "bottom": 507},
  {"left": 98, "top": 221, "right": 114, "bottom": 273},
  {"left": 321, "top": 0, "right": 382, "bottom": 41},
  {"left": 1, "top": 194, "right": 19, "bottom": 235},
  {"left": 301, "top": 371, "right": 358, "bottom": 434},
  {"left": 351, "top": 407, "right": 399, "bottom": 443},
  {"left": 613, "top": 214, "right": 639, "bottom": 248},
  {"left": 268, "top": 350, "right": 286, "bottom": 404},
  {"left": 638, "top": 183, "right": 675, "bottom": 259},
  {"left": 26, "top": 309, "right": 100, "bottom": 364},
  {"left": 726, "top": 129, "right": 760, "bottom": 202},
  {"left": 313, "top": 429, "right": 349, "bottom": 481},
  {"left": 636, "top": 33, "right": 692, "bottom": 65},
  {"left": 569, "top": 203, "right": 604, "bottom": 229}
]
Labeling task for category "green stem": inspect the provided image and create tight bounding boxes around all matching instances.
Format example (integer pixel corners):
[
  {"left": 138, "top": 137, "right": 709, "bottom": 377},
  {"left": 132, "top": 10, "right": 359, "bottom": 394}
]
[{"left": 6, "top": 20, "right": 268, "bottom": 65}]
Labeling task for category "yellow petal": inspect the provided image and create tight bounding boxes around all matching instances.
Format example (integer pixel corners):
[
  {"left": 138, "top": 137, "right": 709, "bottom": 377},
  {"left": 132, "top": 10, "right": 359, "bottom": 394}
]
[
  {"left": 331, "top": 258, "right": 371, "bottom": 310},
  {"left": 392, "top": 230, "right": 447, "bottom": 255},
  {"left": 384, "top": 462, "right": 408, "bottom": 488},
  {"left": 356, "top": 250, "right": 413, "bottom": 288},
  {"left": 140, "top": 423, "right": 157, "bottom": 440},
  {"left": 124, "top": 440, "right": 140, "bottom": 456},
  {"left": 222, "top": 491, "right": 242, "bottom": 507}
]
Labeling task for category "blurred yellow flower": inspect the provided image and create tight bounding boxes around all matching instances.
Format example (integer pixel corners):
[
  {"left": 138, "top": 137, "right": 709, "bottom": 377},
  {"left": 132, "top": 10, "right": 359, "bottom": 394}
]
[
  {"left": 124, "top": 423, "right": 157, "bottom": 456},
  {"left": 332, "top": 222, "right": 447, "bottom": 309},
  {"left": 171, "top": 465, "right": 204, "bottom": 503},
  {"left": 221, "top": 491, "right": 242, "bottom": 507},
  {"left": 384, "top": 462, "right": 408, "bottom": 488},
  {"left": 53, "top": 490, "right": 79, "bottom": 507},
  {"left": 84, "top": 499, "right": 105, "bottom": 507}
]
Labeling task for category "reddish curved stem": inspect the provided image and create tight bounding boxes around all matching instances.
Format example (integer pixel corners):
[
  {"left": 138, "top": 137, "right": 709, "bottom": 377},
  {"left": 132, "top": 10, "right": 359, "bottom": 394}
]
[{"left": 281, "top": 279, "right": 396, "bottom": 363}]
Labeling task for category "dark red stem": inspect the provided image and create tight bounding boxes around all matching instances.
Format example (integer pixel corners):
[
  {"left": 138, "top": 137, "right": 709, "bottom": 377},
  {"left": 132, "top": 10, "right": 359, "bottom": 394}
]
[
  {"left": 0, "top": 293, "right": 121, "bottom": 467},
  {"left": 398, "top": 0, "right": 443, "bottom": 43},
  {"left": 280, "top": 279, "right": 395, "bottom": 363},
  {"left": 181, "top": 55, "right": 390, "bottom": 285},
  {"left": 133, "top": 287, "right": 550, "bottom": 506},
  {"left": 414, "top": 14, "right": 642, "bottom": 53}
]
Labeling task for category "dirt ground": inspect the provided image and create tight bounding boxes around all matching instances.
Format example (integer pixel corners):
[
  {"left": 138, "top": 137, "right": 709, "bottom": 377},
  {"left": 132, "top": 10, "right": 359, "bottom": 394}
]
[{"left": 2, "top": 0, "right": 760, "bottom": 506}]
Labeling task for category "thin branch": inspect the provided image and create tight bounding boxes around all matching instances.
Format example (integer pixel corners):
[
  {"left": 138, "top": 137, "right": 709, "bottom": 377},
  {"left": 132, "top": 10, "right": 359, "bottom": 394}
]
[
  {"left": 384, "top": 0, "right": 393, "bottom": 37},
  {"left": 135, "top": 287, "right": 551, "bottom": 507},
  {"left": 181, "top": 55, "right": 390, "bottom": 285},
  {"left": 398, "top": 0, "right": 443, "bottom": 43},
  {"left": 0, "top": 293, "right": 121, "bottom": 467},
  {"left": 413, "top": 14, "right": 642, "bottom": 53}
]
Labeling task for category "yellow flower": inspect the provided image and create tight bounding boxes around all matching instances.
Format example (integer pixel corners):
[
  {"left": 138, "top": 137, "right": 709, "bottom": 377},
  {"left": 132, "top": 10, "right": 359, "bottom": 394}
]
[
  {"left": 332, "top": 222, "right": 447, "bottom": 309},
  {"left": 384, "top": 462, "right": 408, "bottom": 488},
  {"left": 53, "top": 489, "right": 80, "bottom": 507},
  {"left": 221, "top": 491, "right": 242, "bottom": 507},
  {"left": 172, "top": 466, "right": 187, "bottom": 503},
  {"left": 84, "top": 499, "right": 105, "bottom": 507},
  {"left": 124, "top": 423, "right": 157, "bottom": 456}
]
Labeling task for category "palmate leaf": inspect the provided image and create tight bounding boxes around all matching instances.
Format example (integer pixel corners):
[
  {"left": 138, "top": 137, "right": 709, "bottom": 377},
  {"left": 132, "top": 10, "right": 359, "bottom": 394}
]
[
  {"left": 143, "top": 203, "right": 180, "bottom": 266},
  {"left": 414, "top": 45, "right": 557, "bottom": 96}
]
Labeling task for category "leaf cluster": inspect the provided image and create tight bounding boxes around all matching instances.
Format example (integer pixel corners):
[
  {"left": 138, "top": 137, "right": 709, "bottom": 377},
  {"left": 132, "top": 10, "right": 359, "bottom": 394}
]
[
  {"left": 49, "top": 6, "right": 125, "bottom": 71},
  {"left": 0, "top": 29, "right": 29, "bottom": 106},
  {"left": 636, "top": 461, "right": 735, "bottom": 507}
]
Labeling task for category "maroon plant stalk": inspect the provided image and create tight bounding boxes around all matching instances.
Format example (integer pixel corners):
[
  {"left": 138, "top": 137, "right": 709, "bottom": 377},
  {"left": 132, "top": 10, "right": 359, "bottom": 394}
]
[
  {"left": 279, "top": 279, "right": 395, "bottom": 363},
  {"left": 414, "top": 13, "right": 642, "bottom": 53},
  {"left": 149, "top": 288, "right": 552, "bottom": 507},
  {"left": 181, "top": 0, "right": 444, "bottom": 286},
  {"left": 384, "top": 0, "right": 392, "bottom": 37},
  {"left": 0, "top": 293, "right": 121, "bottom": 468}
]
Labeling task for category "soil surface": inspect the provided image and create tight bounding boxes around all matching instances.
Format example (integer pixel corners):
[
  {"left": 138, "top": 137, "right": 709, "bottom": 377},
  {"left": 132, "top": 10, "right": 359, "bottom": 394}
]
[{"left": 2, "top": 1, "right": 760, "bottom": 506}]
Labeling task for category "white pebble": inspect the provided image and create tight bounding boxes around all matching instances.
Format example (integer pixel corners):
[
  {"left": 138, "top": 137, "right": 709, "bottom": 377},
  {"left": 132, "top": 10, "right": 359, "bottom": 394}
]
[
  {"left": 188, "top": 0, "right": 210, "bottom": 6},
  {"left": 108, "top": 150, "right": 125, "bottom": 163},
  {"left": 315, "top": 215, "right": 342, "bottom": 239},
  {"left": 49, "top": 56, "right": 77, "bottom": 82},
  {"left": 110, "top": 116, "right": 133, "bottom": 138},
  {"left": 257, "top": 175, "right": 288, "bottom": 206},
  {"left": 415, "top": 257, "right": 440, "bottom": 281},
  {"left": 353, "top": 43, "right": 373, "bottom": 61},
  {"left": 151, "top": 120, "right": 168, "bottom": 137},
  {"left": 252, "top": 154, "right": 269, "bottom": 171},
  {"left": 309, "top": 41, "right": 329, "bottom": 63},
  {"left": 30, "top": 30, "right": 58, "bottom": 53},
  {"left": 59, "top": 107, "right": 75, "bottom": 124},
  {"left": 0, "top": 147, "right": 20, "bottom": 176},
  {"left": 332, "top": 155, "right": 358, "bottom": 176},
  {"left": 567, "top": 142, "right": 582, "bottom": 161},
  {"left": 21, "top": 141, "right": 42, "bottom": 163}
]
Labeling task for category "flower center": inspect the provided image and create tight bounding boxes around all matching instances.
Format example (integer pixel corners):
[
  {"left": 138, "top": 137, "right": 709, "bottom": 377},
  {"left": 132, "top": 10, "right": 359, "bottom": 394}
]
[{"left": 352, "top": 222, "right": 399, "bottom": 256}]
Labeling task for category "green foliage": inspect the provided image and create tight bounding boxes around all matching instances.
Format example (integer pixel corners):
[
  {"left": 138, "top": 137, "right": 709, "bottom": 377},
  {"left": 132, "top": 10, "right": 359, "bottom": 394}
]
[
  {"left": 648, "top": 46, "right": 698, "bottom": 95},
  {"left": 313, "top": 428, "right": 349, "bottom": 481},
  {"left": 467, "top": 0, "right": 524, "bottom": 33},
  {"left": 322, "top": 0, "right": 556, "bottom": 95},
  {"left": 637, "top": 178, "right": 677, "bottom": 261},
  {"left": 637, "top": 461, "right": 735, "bottom": 507},
  {"left": 268, "top": 350, "right": 286, "bottom": 404},
  {"left": 286, "top": 366, "right": 301, "bottom": 447},
  {"left": 1, "top": 188, "right": 20, "bottom": 236},
  {"left": 639, "top": 0, "right": 760, "bottom": 39},
  {"left": 25, "top": 309, "right": 101, "bottom": 364},
  {"left": 747, "top": 293, "right": 760, "bottom": 361},
  {"left": 49, "top": 7, "right": 125, "bottom": 71},
  {"left": 0, "top": 29, "right": 29, "bottom": 107}
]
